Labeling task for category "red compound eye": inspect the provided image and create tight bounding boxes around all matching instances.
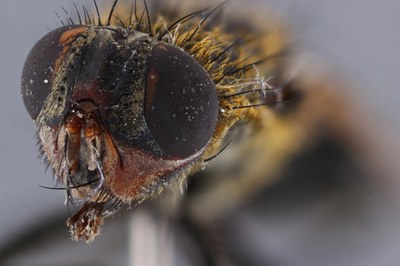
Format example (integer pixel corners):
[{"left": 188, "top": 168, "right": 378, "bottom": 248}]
[
  {"left": 21, "top": 25, "right": 88, "bottom": 121},
  {"left": 144, "top": 44, "right": 219, "bottom": 158}
]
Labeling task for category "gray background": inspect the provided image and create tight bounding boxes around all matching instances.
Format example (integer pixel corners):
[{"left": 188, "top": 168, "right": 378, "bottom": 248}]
[{"left": 1, "top": 0, "right": 400, "bottom": 265}]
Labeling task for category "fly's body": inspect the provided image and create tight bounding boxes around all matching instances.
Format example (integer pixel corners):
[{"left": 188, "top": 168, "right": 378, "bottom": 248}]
[{"left": 21, "top": 0, "right": 293, "bottom": 242}]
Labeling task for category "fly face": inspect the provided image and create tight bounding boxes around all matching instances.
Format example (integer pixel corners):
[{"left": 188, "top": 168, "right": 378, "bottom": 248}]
[
  {"left": 22, "top": 22, "right": 219, "bottom": 241},
  {"left": 21, "top": 0, "right": 286, "bottom": 242}
]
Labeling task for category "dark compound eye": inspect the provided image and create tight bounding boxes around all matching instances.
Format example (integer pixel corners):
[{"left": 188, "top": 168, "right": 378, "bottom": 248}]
[
  {"left": 145, "top": 44, "right": 219, "bottom": 158},
  {"left": 21, "top": 25, "right": 88, "bottom": 121}
]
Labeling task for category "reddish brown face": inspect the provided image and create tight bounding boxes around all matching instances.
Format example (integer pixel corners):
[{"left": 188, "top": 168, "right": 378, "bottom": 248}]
[{"left": 21, "top": 24, "right": 219, "bottom": 241}]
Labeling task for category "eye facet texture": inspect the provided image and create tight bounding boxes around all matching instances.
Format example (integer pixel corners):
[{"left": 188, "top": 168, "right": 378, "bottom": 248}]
[
  {"left": 21, "top": 25, "right": 87, "bottom": 121},
  {"left": 145, "top": 44, "right": 219, "bottom": 158}
]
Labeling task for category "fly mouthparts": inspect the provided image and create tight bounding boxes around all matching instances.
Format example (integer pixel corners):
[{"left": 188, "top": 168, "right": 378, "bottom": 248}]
[{"left": 62, "top": 101, "right": 106, "bottom": 202}]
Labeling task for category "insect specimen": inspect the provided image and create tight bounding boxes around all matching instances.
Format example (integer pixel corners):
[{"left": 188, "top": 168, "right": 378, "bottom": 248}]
[{"left": 20, "top": 0, "right": 341, "bottom": 247}]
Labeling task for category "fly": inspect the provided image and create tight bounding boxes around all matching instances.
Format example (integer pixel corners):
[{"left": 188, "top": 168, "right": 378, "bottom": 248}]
[{"left": 21, "top": 0, "right": 290, "bottom": 242}]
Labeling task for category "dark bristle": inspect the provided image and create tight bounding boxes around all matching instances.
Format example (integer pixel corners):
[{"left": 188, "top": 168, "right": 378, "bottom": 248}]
[
  {"left": 103, "top": 190, "right": 113, "bottom": 203},
  {"left": 157, "top": 9, "right": 208, "bottom": 40},
  {"left": 82, "top": 5, "right": 91, "bottom": 24},
  {"left": 73, "top": 2, "right": 82, "bottom": 25},
  {"left": 68, "top": 176, "right": 88, "bottom": 197},
  {"left": 134, "top": 0, "right": 138, "bottom": 21},
  {"left": 204, "top": 140, "right": 232, "bottom": 162},
  {"left": 128, "top": 0, "right": 134, "bottom": 27},
  {"left": 96, "top": 187, "right": 107, "bottom": 203},
  {"left": 39, "top": 178, "right": 101, "bottom": 191},
  {"left": 66, "top": 180, "right": 77, "bottom": 207},
  {"left": 200, "top": 38, "right": 243, "bottom": 66},
  {"left": 113, "top": 200, "right": 124, "bottom": 211},
  {"left": 143, "top": 0, "right": 152, "bottom": 35},
  {"left": 36, "top": 136, "right": 44, "bottom": 155},
  {"left": 168, "top": 9, "right": 207, "bottom": 31},
  {"left": 55, "top": 11, "right": 65, "bottom": 26},
  {"left": 225, "top": 52, "right": 285, "bottom": 78},
  {"left": 216, "top": 55, "right": 253, "bottom": 84},
  {"left": 136, "top": 8, "right": 145, "bottom": 31},
  {"left": 93, "top": 0, "right": 102, "bottom": 26},
  {"left": 184, "top": 1, "right": 226, "bottom": 49},
  {"left": 221, "top": 78, "right": 290, "bottom": 99},
  {"left": 38, "top": 185, "right": 65, "bottom": 191},
  {"left": 212, "top": 38, "right": 242, "bottom": 62},
  {"left": 107, "top": 197, "right": 121, "bottom": 210},
  {"left": 220, "top": 88, "right": 277, "bottom": 99},
  {"left": 62, "top": 6, "right": 75, "bottom": 25},
  {"left": 114, "top": 15, "right": 127, "bottom": 28},
  {"left": 107, "top": 0, "right": 119, "bottom": 26},
  {"left": 233, "top": 100, "right": 290, "bottom": 110}
]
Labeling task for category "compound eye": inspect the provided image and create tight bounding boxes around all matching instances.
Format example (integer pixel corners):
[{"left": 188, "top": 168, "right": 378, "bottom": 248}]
[
  {"left": 21, "top": 25, "right": 87, "bottom": 121},
  {"left": 145, "top": 44, "right": 219, "bottom": 158}
]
